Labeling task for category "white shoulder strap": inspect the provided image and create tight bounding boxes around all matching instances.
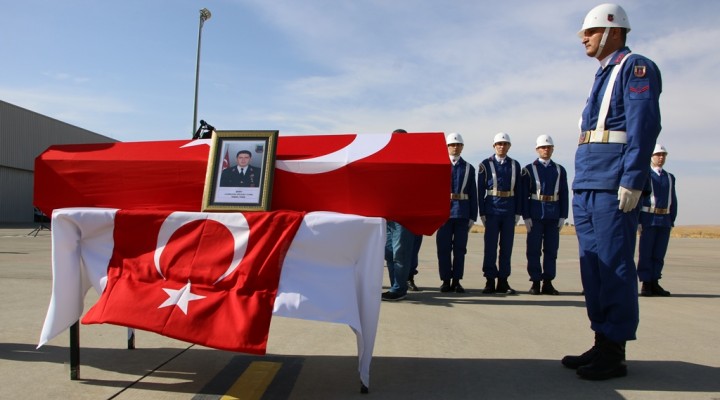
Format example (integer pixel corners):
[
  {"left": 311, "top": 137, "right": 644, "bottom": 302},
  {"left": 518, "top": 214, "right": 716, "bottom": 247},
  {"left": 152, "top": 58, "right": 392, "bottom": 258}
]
[
  {"left": 596, "top": 52, "right": 632, "bottom": 132},
  {"left": 460, "top": 160, "right": 470, "bottom": 194}
]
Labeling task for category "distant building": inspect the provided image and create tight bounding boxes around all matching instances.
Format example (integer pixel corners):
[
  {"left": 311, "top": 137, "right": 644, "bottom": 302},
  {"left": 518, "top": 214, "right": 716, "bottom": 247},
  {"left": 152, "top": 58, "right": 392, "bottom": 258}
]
[{"left": 0, "top": 100, "right": 117, "bottom": 224}]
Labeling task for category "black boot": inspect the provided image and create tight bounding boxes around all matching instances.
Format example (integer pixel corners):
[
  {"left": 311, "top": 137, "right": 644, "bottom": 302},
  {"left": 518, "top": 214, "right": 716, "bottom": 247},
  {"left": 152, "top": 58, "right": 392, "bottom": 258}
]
[
  {"left": 541, "top": 279, "right": 560, "bottom": 295},
  {"left": 496, "top": 278, "right": 516, "bottom": 294},
  {"left": 562, "top": 332, "right": 604, "bottom": 369},
  {"left": 652, "top": 280, "right": 671, "bottom": 296},
  {"left": 529, "top": 280, "right": 541, "bottom": 295},
  {"left": 640, "top": 281, "right": 653, "bottom": 296},
  {"left": 407, "top": 277, "right": 419, "bottom": 292},
  {"left": 440, "top": 279, "right": 452, "bottom": 292},
  {"left": 482, "top": 278, "right": 496, "bottom": 294},
  {"left": 451, "top": 278, "right": 465, "bottom": 293},
  {"left": 576, "top": 339, "right": 627, "bottom": 380}
]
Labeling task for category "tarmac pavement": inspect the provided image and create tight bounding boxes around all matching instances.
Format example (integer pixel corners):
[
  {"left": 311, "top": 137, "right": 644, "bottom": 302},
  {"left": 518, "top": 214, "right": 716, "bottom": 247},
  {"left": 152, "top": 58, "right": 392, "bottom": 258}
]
[{"left": 0, "top": 224, "right": 718, "bottom": 399}]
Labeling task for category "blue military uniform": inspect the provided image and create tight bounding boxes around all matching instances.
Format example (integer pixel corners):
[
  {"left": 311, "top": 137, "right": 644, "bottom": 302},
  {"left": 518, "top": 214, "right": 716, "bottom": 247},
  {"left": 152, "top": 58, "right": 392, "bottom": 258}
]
[
  {"left": 574, "top": 47, "right": 662, "bottom": 343},
  {"left": 436, "top": 156, "right": 478, "bottom": 285},
  {"left": 638, "top": 167, "right": 677, "bottom": 283},
  {"left": 478, "top": 155, "right": 523, "bottom": 282},
  {"left": 220, "top": 165, "right": 261, "bottom": 187},
  {"left": 522, "top": 159, "right": 569, "bottom": 283}
]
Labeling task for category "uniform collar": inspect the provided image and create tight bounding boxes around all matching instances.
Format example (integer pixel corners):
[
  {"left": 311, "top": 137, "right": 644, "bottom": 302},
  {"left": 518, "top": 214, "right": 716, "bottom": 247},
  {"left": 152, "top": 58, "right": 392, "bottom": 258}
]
[
  {"left": 600, "top": 47, "right": 631, "bottom": 69},
  {"left": 536, "top": 158, "right": 552, "bottom": 167}
]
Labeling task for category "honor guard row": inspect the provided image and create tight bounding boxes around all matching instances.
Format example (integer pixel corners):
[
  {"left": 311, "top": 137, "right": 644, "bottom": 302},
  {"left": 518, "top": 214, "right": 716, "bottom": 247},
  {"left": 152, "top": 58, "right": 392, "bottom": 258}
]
[{"left": 434, "top": 131, "right": 570, "bottom": 297}]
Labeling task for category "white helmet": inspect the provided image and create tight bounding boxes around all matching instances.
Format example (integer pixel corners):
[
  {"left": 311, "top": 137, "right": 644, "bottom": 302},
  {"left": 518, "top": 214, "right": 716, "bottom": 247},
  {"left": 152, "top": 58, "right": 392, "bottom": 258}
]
[
  {"left": 578, "top": 3, "right": 631, "bottom": 38},
  {"left": 653, "top": 143, "right": 668, "bottom": 154},
  {"left": 446, "top": 132, "right": 464, "bottom": 145},
  {"left": 493, "top": 132, "right": 511, "bottom": 145},
  {"left": 536, "top": 135, "right": 554, "bottom": 148}
]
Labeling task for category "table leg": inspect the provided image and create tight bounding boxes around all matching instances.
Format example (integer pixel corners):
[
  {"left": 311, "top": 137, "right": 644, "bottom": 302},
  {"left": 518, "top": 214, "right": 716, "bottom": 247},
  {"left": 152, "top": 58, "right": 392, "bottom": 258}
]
[{"left": 70, "top": 322, "right": 80, "bottom": 380}]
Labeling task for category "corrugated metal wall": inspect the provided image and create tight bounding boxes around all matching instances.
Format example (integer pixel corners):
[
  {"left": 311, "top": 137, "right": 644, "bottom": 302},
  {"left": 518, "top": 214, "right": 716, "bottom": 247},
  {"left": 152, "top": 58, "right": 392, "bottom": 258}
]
[{"left": 0, "top": 100, "right": 118, "bottom": 223}]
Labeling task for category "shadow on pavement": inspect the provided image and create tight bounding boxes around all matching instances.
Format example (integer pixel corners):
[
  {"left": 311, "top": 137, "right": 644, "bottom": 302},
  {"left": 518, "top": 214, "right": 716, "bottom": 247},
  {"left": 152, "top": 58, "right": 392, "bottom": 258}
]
[{"left": 1, "top": 343, "right": 717, "bottom": 400}]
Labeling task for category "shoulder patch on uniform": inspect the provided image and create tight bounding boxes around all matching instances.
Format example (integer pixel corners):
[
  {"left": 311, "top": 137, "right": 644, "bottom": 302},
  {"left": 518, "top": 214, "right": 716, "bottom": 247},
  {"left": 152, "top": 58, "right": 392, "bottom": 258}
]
[
  {"left": 478, "top": 163, "right": 485, "bottom": 174},
  {"left": 634, "top": 65, "right": 646, "bottom": 78},
  {"left": 521, "top": 167, "right": 529, "bottom": 176}
]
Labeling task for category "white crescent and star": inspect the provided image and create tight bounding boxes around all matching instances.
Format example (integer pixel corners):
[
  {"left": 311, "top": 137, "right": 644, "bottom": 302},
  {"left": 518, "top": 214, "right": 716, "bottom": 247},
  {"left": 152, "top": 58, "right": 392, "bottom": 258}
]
[
  {"left": 180, "top": 134, "right": 393, "bottom": 174},
  {"left": 159, "top": 280, "right": 206, "bottom": 315},
  {"left": 153, "top": 212, "right": 250, "bottom": 314}
]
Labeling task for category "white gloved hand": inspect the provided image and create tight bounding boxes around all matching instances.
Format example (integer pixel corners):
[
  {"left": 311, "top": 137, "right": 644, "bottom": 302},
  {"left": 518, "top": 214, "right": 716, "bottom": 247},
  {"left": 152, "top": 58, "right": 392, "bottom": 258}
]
[
  {"left": 523, "top": 218, "right": 533, "bottom": 233},
  {"left": 468, "top": 219, "right": 475, "bottom": 229},
  {"left": 638, "top": 223, "right": 643, "bottom": 233},
  {"left": 515, "top": 215, "right": 521, "bottom": 224},
  {"left": 480, "top": 216, "right": 487, "bottom": 226},
  {"left": 558, "top": 218, "right": 565, "bottom": 232},
  {"left": 618, "top": 186, "right": 642, "bottom": 213}
]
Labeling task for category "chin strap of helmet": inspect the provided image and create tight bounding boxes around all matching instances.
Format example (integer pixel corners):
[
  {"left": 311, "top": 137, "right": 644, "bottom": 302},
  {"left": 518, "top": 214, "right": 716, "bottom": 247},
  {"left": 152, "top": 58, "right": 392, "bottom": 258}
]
[{"left": 597, "top": 27, "right": 610, "bottom": 58}]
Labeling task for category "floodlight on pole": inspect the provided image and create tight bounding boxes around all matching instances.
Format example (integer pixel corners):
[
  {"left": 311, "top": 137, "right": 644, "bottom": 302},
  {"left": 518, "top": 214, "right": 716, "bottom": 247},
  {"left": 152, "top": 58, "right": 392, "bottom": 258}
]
[{"left": 192, "top": 8, "right": 212, "bottom": 137}]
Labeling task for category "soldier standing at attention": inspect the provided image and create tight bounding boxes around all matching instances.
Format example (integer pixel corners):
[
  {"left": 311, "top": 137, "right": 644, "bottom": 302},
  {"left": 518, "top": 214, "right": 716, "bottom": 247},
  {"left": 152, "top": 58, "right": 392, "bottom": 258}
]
[
  {"left": 436, "top": 133, "right": 478, "bottom": 293},
  {"left": 478, "top": 132, "right": 523, "bottom": 295},
  {"left": 638, "top": 144, "right": 676, "bottom": 297},
  {"left": 522, "top": 135, "right": 569, "bottom": 296},
  {"left": 562, "top": 3, "right": 662, "bottom": 380}
]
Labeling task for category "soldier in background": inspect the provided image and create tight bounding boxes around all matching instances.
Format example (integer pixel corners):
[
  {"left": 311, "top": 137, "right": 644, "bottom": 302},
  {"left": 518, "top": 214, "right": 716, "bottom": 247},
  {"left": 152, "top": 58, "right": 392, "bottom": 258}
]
[
  {"left": 521, "top": 135, "right": 569, "bottom": 295},
  {"left": 477, "top": 132, "right": 523, "bottom": 295},
  {"left": 436, "top": 133, "right": 477, "bottom": 293},
  {"left": 638, "top": 144, "right": 676, "bottom": 297}
]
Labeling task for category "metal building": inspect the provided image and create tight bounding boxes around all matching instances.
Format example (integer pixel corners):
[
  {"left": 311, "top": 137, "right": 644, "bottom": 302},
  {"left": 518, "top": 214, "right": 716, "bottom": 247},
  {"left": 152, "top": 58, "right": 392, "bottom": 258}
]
[{"left": 0, "top": 100, "right": 117, "bottom": 224}]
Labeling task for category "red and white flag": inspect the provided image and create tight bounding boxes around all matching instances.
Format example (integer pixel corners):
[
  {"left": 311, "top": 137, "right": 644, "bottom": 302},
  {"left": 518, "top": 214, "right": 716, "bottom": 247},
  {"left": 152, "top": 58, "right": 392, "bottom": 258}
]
[
  {"left": 81, "top": 209, "right": 305, "bottom": 354},
  {"left": 222, "top": 147, "right": 230, "bottom": 170},
  {"left": 34, "top": 132, "right": 450, "bottom": 235}
]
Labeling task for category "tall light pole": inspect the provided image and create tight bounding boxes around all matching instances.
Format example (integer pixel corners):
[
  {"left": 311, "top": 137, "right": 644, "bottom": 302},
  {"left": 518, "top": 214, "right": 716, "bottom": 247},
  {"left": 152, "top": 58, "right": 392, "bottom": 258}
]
[{"left": 193, "top": 8, "right": 212, "bottom": 136}]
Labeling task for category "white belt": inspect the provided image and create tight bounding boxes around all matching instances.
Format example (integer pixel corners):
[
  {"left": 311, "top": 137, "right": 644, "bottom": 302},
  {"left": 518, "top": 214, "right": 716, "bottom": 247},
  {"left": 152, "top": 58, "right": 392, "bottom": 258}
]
[
  {"left": 641, "top": 206, "right": 670, "bottom": 215},
  {"left": 578, "top": 130, "right": 627, "bottom": 145},
  {"left": 531, "top": 194, "right": 559, "bottom": 202},
  {"left": 487, "top": 190, "right": 514, "bottom": 198}
]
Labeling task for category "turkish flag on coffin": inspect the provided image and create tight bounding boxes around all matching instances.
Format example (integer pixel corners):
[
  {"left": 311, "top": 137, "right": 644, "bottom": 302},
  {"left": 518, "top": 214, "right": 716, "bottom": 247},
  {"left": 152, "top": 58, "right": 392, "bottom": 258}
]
[
  {"left": 33, "top": 133, "right": 450, "bottom": 235},
  {"left": 81, "top": 209, "right": 305, "bottom": 354}
]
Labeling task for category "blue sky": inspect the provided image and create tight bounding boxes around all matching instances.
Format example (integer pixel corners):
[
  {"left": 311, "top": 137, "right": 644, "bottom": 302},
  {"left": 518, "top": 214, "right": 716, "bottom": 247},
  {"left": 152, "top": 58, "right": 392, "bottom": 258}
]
[{"left": 2, "top": 0, "right": 719, "bottom": 225}]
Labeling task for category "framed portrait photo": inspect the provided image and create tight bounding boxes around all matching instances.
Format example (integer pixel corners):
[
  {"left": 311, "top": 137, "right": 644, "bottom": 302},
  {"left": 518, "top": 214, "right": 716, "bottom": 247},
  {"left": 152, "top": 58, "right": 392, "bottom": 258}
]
[{"left": 202, "top": 130, "right": 278, "bottom": 212}]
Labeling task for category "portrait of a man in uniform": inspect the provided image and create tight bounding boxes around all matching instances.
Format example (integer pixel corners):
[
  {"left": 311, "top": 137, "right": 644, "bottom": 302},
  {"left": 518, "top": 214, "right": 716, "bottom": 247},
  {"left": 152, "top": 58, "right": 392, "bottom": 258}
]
[{"left": 220, "top": 150, "right": 262, "bottom": 187}]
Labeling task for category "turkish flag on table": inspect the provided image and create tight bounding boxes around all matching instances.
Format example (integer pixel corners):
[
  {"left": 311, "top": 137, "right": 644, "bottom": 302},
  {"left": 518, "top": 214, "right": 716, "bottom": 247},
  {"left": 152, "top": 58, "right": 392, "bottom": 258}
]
[{"left": 81, "top": 209, "right": 305, "bottom": 354}]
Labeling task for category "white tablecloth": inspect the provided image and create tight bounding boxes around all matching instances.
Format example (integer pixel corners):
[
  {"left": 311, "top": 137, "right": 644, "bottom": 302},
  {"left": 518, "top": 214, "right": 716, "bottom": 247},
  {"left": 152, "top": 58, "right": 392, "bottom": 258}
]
[{"left": 38, "top": 208, "right": 385, "bottom": 387}]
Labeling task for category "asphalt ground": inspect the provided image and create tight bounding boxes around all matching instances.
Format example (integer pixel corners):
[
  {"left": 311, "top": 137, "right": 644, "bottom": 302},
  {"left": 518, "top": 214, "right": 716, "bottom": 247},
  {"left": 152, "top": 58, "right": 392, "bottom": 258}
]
[{"left": 1, "top": 224, "right": 718, "bottom": 400}]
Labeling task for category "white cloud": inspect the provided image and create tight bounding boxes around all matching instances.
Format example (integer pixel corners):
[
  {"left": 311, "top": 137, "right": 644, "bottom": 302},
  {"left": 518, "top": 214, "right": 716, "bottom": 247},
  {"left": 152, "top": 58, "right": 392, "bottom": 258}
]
[{"left": 2, "top": 0, "right": 718, "bottom": 224}]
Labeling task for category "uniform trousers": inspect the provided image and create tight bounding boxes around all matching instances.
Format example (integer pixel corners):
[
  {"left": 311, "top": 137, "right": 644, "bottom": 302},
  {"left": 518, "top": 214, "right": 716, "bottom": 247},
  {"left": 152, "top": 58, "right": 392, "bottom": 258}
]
[
  {"left": 637, "top": 225, "right": 671, "bottom": 282},
  {"left": 526, "top": 218, "right": 560, "bottom": 281},
  {"left": 573, "top": 190, "right": 639, "bottom": 343},
  {"left": 436, "top": 218, "right": 469, "bottom": 281},
  {"left": 482, "top": 214, "right": 516, "bottom": 279}
]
